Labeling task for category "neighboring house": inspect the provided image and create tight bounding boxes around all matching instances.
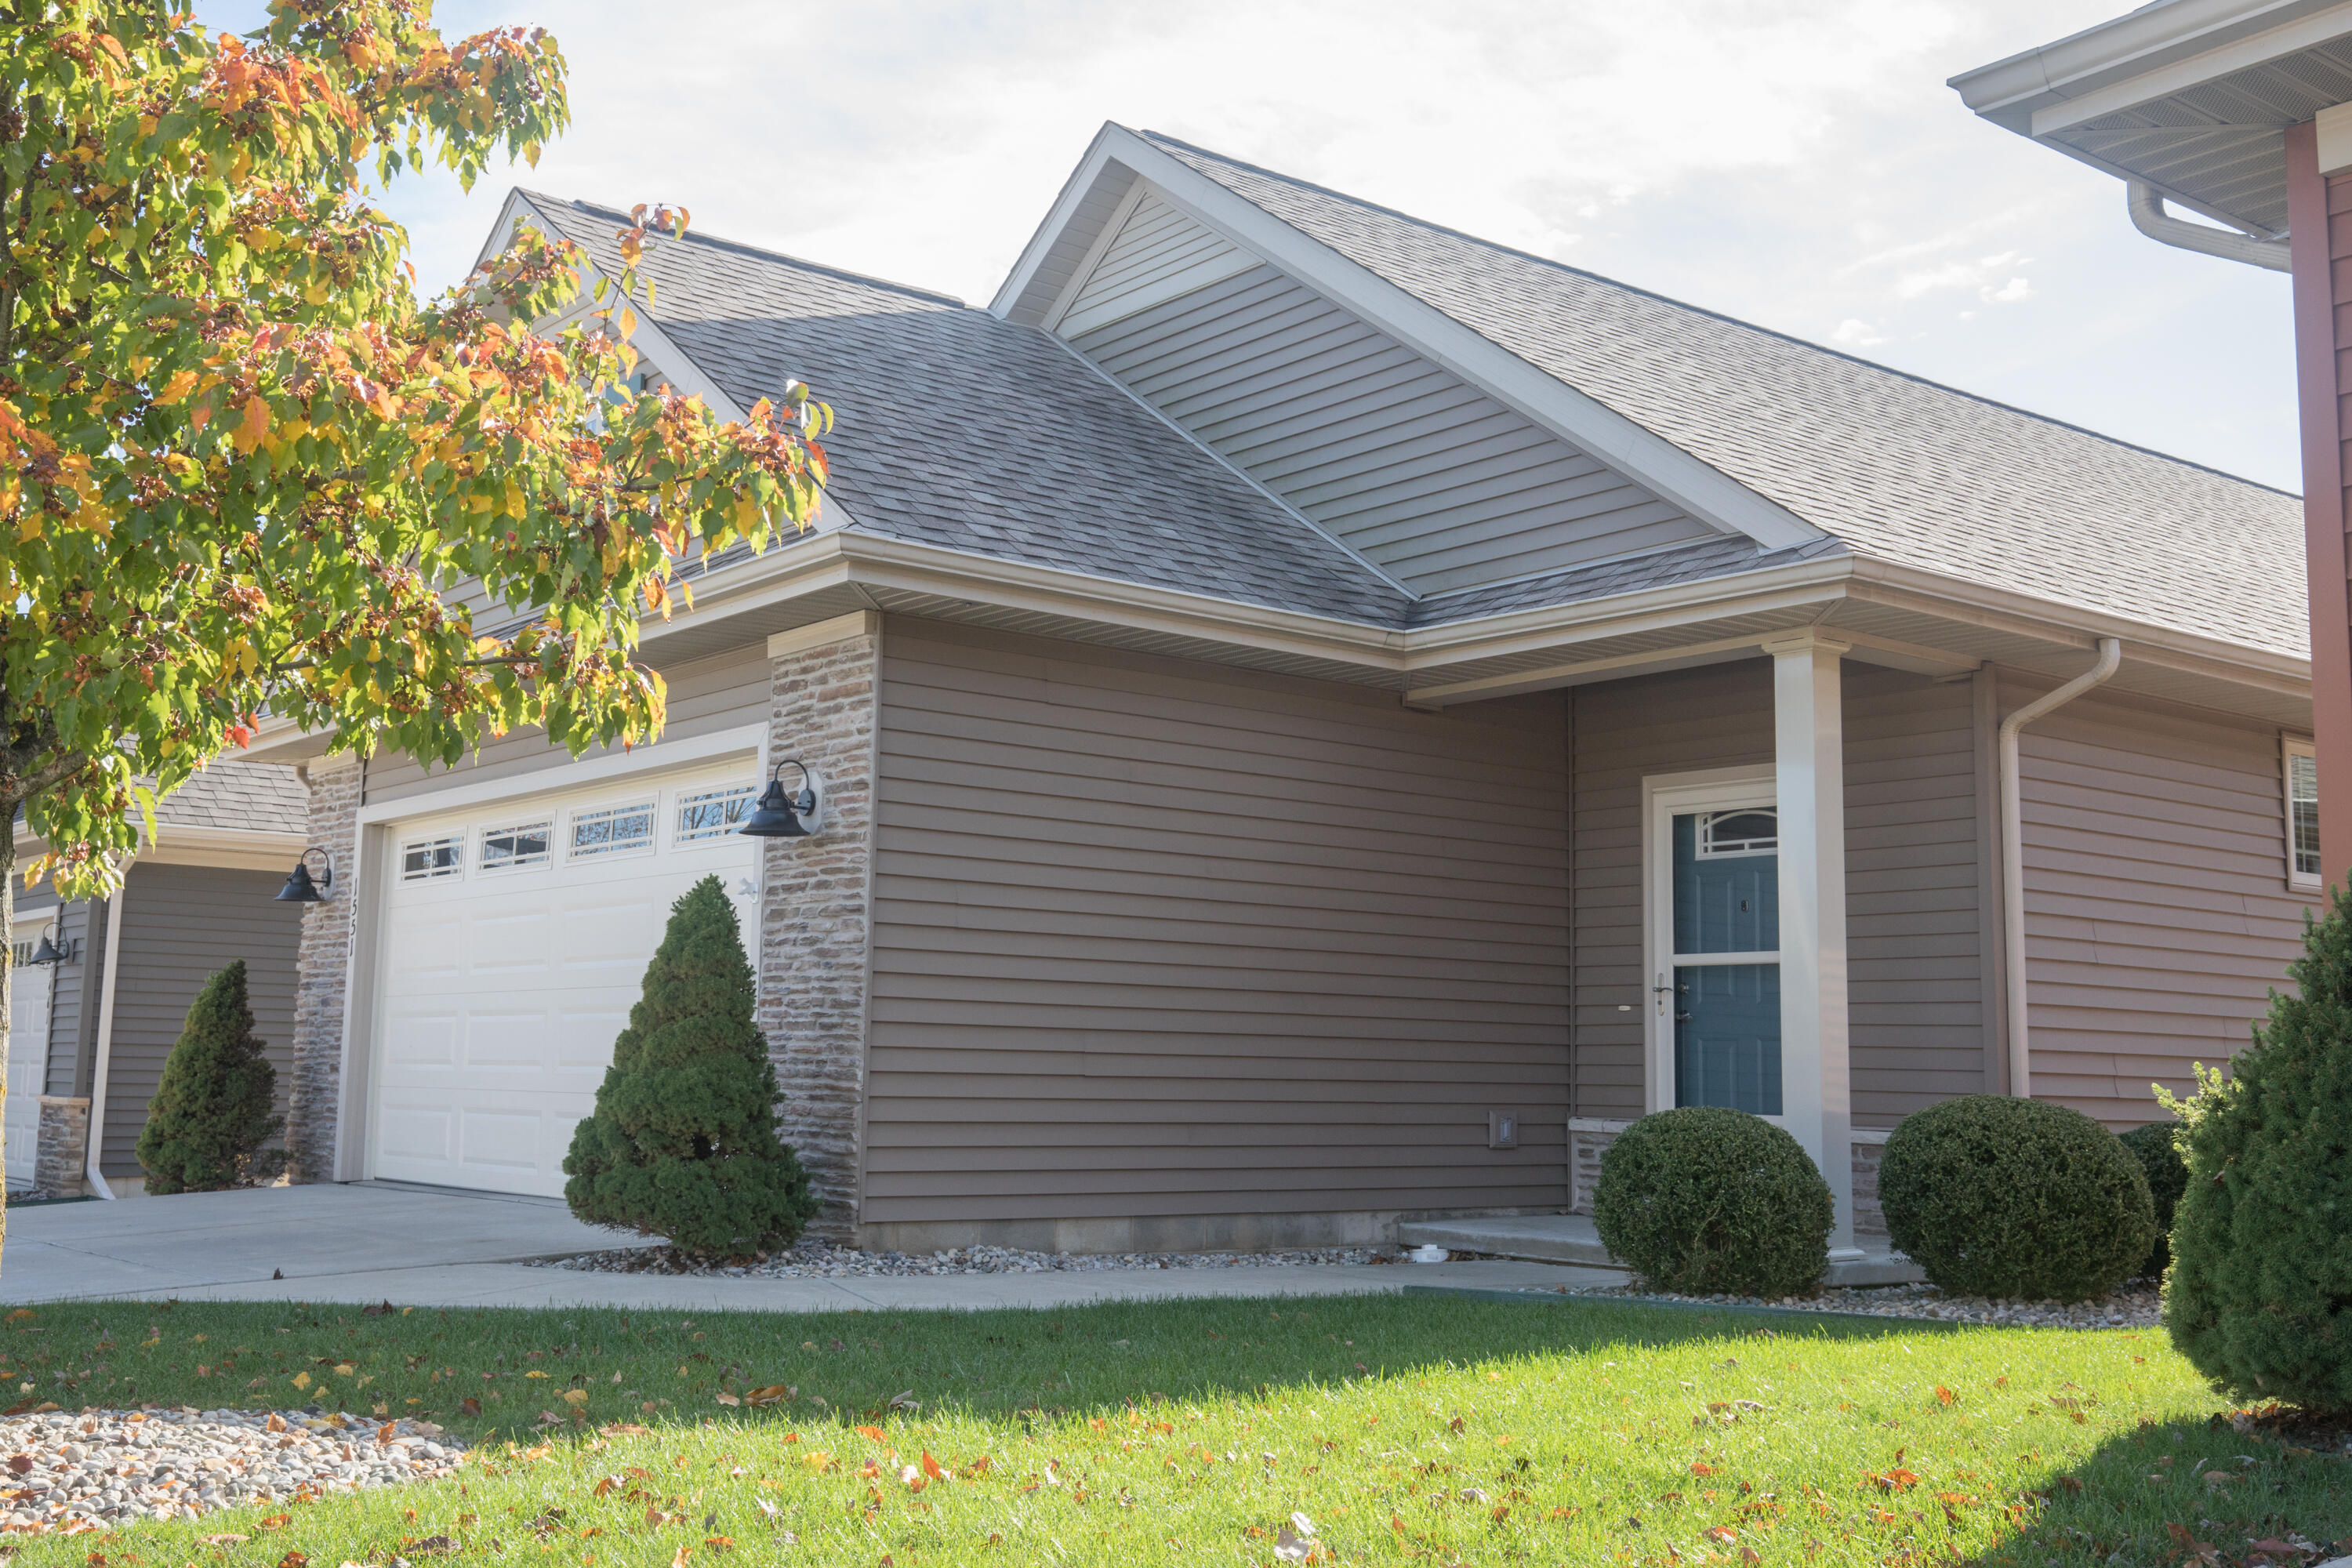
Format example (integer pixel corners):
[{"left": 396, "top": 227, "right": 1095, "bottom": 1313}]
[
  {"left": 9, "top": 761, "right": 309, "bottom": 1197},
  {"left": 1952, "top": 1, "right": 2352, "bottom": 898},
  {"left": 244, "top": 125, "right": 2318, "bottom": 1258}
]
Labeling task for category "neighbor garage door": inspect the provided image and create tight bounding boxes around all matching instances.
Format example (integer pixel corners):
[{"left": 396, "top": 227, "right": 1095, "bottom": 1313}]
[
  {"left": 368, "top": 760, "right": 764, "bottom": 1196},
  {"left": 6, "top": 912, "right": 54, "bottom": 1189}
]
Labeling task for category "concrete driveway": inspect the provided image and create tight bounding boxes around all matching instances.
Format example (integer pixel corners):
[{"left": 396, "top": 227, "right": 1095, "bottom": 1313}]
[{"left": 0, "top": 1184, "right": 1610, "bottom": 1312}]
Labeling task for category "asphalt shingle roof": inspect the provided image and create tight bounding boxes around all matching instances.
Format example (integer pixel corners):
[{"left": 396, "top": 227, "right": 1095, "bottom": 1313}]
[
  {"left": 160, "top": 760, "right": 307, "bottom": 834},
  {"left": 1139, "top": 132, "right": 2308, "bottom": 659},
  {"left": 517, "top": 194, "right": 1412, "bottom": 626}
]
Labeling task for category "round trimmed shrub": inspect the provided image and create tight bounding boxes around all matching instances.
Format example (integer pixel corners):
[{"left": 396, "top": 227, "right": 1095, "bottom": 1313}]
[
  {"left": 2117, "top": 1120, "right": 2187, "bottom": 1278},
  {"left": 2164, "top": 888, "right": 2352, "bottom": 1415},
  {"left": 1878, "top": 1096, "right": 2154, "bottom": 1302},
  {"left": 1592, "top": 1107, "right": 1833, "bottom": 1297}
]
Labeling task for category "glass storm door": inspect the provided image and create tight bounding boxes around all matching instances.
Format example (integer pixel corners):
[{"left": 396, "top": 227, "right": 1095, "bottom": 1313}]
[{"left": 1664, "top": 807, "right": 1783, "bottom": 1115}]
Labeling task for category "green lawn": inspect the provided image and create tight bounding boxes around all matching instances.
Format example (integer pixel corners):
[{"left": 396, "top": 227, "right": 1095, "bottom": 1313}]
[{"left": 3, "top": 1290, "right": 2344, "bottom": 1566}]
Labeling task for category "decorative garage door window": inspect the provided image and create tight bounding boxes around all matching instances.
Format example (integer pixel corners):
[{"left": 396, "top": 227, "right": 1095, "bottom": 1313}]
[
  {"left": 1669, "top": 806, "right": 1781, "bottom": 1116},
  {"left": 479, "top": 820, "right": 553, "bottom": 873},
  {"left": 401, "top": 833, "right": 463, "bottom": 882},
  {"left": 675, "top": 784, "right": 756, "bottom": 843},
  {"left": 569, "top": 800, "right": 655, "bottom": 860}
]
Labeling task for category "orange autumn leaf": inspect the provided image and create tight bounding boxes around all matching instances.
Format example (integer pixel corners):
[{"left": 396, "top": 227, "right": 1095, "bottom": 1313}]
[{"left": 230, "top": 394, "right": 269, "bottom": 455}]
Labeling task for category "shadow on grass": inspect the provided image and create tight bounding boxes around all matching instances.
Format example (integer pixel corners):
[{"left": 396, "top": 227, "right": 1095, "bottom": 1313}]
[{"left": 1940, "top": 1411, "right": 2352, "bottom": 1568}]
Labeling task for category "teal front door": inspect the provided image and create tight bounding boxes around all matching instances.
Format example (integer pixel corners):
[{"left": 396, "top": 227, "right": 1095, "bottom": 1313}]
[{"left": 1668, "top": 808, "right": 1783, "bottom": 1116}]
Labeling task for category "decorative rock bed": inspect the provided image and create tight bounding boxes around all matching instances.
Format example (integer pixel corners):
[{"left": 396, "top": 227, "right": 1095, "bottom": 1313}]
[
  {"left": 1525, "top": 1277, "right": 2166, "bottom": 1328},
  {"left": 0, "top": 1408, "right": 463, "bottom": 1534},
  {"left": 530, "top": 1238, "right": 1392, "bottom": 1278}
]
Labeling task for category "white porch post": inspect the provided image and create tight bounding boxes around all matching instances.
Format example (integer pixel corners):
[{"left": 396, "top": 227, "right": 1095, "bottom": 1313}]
[{"left": 1764, "top": 632, "right": 1857, "bottom": 1255}]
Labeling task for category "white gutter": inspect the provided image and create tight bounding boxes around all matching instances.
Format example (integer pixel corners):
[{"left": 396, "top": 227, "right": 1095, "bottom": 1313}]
[
  {"left": 2128, "top": 181, "right": 2291, "bottom": 271},
  {"left": 1998, "top": 637, "right": 2122, "bottom": 1100}
]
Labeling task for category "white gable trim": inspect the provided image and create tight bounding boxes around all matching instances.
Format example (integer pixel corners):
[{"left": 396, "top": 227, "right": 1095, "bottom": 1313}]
[{"left": 996, "top": 129, "right": 1826, "bottom": 555}]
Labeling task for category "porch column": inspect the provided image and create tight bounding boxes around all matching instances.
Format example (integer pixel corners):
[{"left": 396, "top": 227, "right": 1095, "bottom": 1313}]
[{"left": 1764, "top": 632, "right": 1857, "bottom": 1254}]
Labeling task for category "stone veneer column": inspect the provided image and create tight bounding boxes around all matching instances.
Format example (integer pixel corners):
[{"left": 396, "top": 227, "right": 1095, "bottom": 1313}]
[
  {"left": 757, "top": 612, "right": 883, "bottom": 1237},
  {"left": 287, "top": 757, "right": 361, "bottom": 1184}
]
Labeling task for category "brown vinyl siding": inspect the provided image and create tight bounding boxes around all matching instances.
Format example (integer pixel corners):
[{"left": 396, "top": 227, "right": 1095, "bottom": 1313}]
[
  {"left": 363, "top": 644, "right": 770, "bottom": 808},
  {"left": 862, "top": 619, "right": 1570, "bottom": 1225},
  {"left": 1569, "top": 658, "right": 1987, "bottom": 1126},
  {"left": 99, "top": 863, "right": 302, "bottom": 1178},
  {"left": 2016, "top": 685, "right": 2318, "bottom": 1125}
]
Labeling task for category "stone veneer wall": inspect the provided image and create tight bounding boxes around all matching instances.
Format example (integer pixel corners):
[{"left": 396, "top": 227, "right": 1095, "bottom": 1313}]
[
  {"left": 33, "top": 1096, "right": 90, "bottom": 1197},
  {"left": 757, "top": 616, "right": 882, "bottom": 1238},
  {"left": 287, "top": 757, "right": 361, "bottom": 1183},
  {"left": 1568, "top": 1116, "right": 1891, "bottom": 1240}
]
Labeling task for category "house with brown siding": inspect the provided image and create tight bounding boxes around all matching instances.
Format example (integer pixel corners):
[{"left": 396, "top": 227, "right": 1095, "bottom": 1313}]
[
  {"left": 9, "top": 760, "right": 309, "bottom": 1198},
  {"left": 242, "top": 125, "right": 2319, "bottom": 1261}
]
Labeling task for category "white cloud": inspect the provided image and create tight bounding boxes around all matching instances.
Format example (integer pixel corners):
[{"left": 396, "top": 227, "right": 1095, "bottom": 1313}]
[
  {"left": 1981, "top": 276, "right": 2036, "bottom": 303},
  {"left": 1832, "top": 318, "right": 1891, "bottom": 347}
]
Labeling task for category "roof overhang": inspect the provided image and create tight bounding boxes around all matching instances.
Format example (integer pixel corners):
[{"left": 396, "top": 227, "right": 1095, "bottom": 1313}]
[
  {"left": 12, "top": 822, "right": 309, "bottom": 877},
  {"left": 1951, "top": 0, "right": 2352, "bottom": 240}
]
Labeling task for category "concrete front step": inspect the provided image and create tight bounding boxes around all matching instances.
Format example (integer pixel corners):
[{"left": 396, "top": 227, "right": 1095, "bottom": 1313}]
[{"left": 1396, "top": 1214, "right": 1924, "bottom": 1287}]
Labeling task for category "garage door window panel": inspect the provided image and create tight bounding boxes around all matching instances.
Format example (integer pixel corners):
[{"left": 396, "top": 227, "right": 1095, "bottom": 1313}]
[
  {"left": 480, "top": 821, "right": 553, "bottom": 873},
  {"left": 401, "top": 834, "right": 463, "bottom": 882},
  {"left": 569, "top": 801, "right": 656, "bottom": 861},
  {"left": 675, "top": 785, "right": 755, "bottom": 844}
]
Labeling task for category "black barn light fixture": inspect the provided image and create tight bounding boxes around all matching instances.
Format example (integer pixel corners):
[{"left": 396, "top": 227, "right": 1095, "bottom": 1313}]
[
  {"left": 275, "top": 846, "right": 337, "bottom": 902},
  {"left": 25, "top": 931, "right": 65, "bottom": 966},
  {"left": 739, "top": 758, "right": 820, "bottom": 839}
]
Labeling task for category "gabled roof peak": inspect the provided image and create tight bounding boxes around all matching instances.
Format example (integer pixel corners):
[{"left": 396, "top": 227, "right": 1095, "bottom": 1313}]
[
  {"left": 514, "top": 189, "right": 967, "bottom": 309},
  {"left": 1133, "top": 131, "right": 2291, "bottom": 499}
]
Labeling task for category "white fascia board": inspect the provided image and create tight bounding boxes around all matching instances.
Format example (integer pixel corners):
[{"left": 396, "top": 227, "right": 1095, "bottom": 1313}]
[
  {"left": 989, "top": 125, "right": 1130, "bottom": 320},
  {"left": 2027, "top": 2, "right": 2352, "bottom": 138},
  {"left": 1093, "top": 130, "right": 1824, "bottom": 554},
  {"left": 1950, "top": 0, "right": 2342, "bottom": 129}
]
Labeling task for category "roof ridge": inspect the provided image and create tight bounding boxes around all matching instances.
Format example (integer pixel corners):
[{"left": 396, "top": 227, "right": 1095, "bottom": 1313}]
[
  {"left": 515, "top": 190, "right": 967, "bottom": 308},
  {"left": 1135, "top": 130, "right": 2298, "bottom": 502}
]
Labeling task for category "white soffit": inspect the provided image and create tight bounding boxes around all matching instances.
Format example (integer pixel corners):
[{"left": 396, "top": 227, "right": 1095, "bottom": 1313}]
[{"left": 997, "top": 126, "right": 1824, "bottom": 557}]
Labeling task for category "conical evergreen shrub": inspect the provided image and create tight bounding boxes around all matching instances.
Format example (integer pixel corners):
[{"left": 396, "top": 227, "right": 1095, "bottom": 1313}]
[
  {"left": 2163, "top": 887, "right": 2352, "bottom": 1414},
  {"left": 563, "top": 876, "right": 818, "bottom": 1256},
  {"left": 136, "top": 960, "right": 283, "bottom": 1194}
]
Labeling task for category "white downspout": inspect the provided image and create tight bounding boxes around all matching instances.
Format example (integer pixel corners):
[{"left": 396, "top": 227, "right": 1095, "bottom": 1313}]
[
  {"left": 1998, "top": 639, "right": 2122, "bottom": 1101},
  {"left": 82, "top": 886, "right": 129, "bottom": 1200},
  {"left": 2127, "top": 182, "right": 2290, "bottom": 272}
]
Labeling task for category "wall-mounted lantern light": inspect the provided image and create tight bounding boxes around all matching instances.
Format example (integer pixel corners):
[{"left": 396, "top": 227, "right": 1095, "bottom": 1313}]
[
  {"left": 739, "top": 759, "right": 820, "bottom": 839},
  {"left": 25, "top": 931, "right": 66, "bottom": 967},
  {"left": 274, "top": 846, "right": 337, "bottom": 902}
]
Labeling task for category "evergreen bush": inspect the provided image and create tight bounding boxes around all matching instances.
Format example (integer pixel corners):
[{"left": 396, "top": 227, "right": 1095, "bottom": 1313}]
[
  {"left": 2163, "top": 888, "right": 2352, "bottom": 1414},
  {"left": 1592, "top": 1107, "right": 1833, "bottom": 1297},
  {"left": 2118, "top": 1120, "right": 2187, "bottom": 1278},
  {"left": 563, "top": 876, "right": 818, "bottom": 1257},
  {"left": 1878, "top": 1095, "right": 2154, "bottom": 1302},
  {"left": 136, "top": 960, "right": 283, "bottom": 1194}
]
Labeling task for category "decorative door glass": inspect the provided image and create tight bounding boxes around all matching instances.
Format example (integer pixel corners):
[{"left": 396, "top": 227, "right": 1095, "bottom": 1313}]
[{"left": 1667, "top": 808, "right": 1782, "bottom": 1115}]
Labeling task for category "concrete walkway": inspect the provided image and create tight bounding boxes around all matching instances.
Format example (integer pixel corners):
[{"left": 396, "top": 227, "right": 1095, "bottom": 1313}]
[{"left": 2, "top": 1184, "right": 1616, "bottom": 1312}]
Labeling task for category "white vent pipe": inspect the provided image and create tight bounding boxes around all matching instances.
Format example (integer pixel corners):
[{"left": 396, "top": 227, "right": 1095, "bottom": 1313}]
[
  {"left": 2127, "top": 182, "right": 2289, "bottom": 272},
  {"left": 1999, "top": 639, "right": 2122, "bottom": 1101}
]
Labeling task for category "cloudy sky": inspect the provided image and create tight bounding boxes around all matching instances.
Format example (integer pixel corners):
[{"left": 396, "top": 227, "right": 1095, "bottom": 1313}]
[{"left": 206, "top": 0, "right": 2301, "bottom": 491}]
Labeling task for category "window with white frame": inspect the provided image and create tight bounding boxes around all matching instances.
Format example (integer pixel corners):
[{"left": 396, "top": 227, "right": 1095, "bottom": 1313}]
[
  {"left": 1696, "top": 808, "right": 1778, "bottom": 858},
  {"left": 400, "top": 834, "right": 464, "bottom": 883},
  {"left": 571, "top": 800, "right": 655, "bottom": 859},
  {"left": 675, "top": 784, "right": 756, "bottom": 844},
  {"left": 479, "top": 819, "right": 554, "bottom": 873},
  {"left": 2286, "top": 737, "right": 2321, "bottom": 890}
]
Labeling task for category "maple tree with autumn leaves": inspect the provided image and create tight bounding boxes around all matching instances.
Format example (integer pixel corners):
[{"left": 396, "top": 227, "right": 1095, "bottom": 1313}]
[{"left": 0, "top": 1, "right": 829, "bottom": 1231}]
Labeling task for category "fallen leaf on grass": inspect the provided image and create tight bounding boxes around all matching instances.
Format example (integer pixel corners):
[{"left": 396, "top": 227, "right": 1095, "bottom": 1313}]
[
  {"left": 257, "top": 1514, "right": 292, "bottom": 1531},
  {"left": 853, "top": 1425, "right": 885, "bottom": 1440},
  {"left": 598, "top": 1423, "right": 650, "bottom": 1436},
  {"left": 713, "top": 1393, "right": 739, "bottom": 1406},
  {"left": 743, "top": 1385, "right": 792, "bottom": 1406},
  {"left": 459, "top": 1398, "right": 481, "bottom": 1416},
  {"left": 201, "top": 1534, "right": 248, "bottom": 1546}
]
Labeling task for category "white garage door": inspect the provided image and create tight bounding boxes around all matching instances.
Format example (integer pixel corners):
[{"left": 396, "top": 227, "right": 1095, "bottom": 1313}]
[
  {"left": 6, "top": 915, "right": 55, "bottom": 1189},
  {"left": 369, "top": 761, "right": 764, "bottom": 1196}
]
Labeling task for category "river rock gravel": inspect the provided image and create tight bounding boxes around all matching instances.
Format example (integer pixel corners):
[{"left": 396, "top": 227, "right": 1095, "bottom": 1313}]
[
  {"left": 0, "top": 1407, "right": 463, "bottom": 1535},
  {"left": 1524, "top": 1277, "right": 2165, "bottom": 1327},
  {"left": 529, "top": 1238, "right": 1392, "bottom": 1278}
]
